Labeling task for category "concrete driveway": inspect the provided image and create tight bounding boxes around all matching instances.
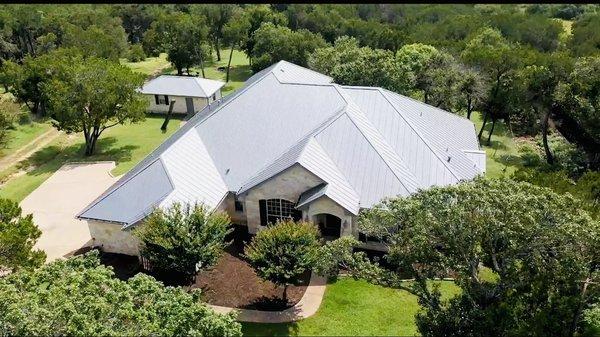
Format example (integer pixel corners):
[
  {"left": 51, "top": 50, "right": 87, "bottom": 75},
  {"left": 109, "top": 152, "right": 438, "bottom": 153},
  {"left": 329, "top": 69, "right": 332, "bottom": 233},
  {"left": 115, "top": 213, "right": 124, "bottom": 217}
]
[{"left": 20, "top": 162, "right": 119, "bottom": 262}]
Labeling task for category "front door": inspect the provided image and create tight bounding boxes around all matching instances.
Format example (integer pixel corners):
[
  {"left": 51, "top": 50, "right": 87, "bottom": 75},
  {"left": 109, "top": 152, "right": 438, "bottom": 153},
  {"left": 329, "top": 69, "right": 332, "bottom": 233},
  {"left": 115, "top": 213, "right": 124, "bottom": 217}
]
[{"left": 185, "top": 97, "right": 195, "bottom": 114}]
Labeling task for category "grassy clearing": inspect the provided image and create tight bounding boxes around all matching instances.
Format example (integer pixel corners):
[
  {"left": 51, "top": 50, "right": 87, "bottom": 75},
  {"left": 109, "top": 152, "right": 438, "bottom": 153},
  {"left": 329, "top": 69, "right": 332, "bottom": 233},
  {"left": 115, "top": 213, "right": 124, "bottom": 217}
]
[
  {"left": 0, "top": 121, "right": 52, "bottom": 159},
  {"left": 121, "top": 53, "right": 172, "bottom": 77},
  {"left": 242, "top": 278, "right": 460, "bottom": 337},
  {"left": 0, "top": 115, "right": 181, "bottom": 202},
  {"left": 472, "top": 112, "right": 524, "bottom": 179},
  {"left": 124, "top": 49, "right": 252, "bottom": 96}
]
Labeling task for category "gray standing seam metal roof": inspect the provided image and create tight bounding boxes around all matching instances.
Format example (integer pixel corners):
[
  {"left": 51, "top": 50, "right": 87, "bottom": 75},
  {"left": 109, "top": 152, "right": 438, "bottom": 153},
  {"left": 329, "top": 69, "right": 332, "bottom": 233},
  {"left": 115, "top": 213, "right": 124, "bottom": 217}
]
[
  {"left": 78, "top": 60, "right": 483, "bottom": 225},
  {"left": 139, "top": 75, "right": 225, "bottom": 98}
]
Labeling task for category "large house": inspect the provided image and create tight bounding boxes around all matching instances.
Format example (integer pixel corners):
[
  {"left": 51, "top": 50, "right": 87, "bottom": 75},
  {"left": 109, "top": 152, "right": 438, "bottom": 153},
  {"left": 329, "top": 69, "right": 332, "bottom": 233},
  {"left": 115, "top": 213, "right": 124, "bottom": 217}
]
[
  {"left": 139, "top": 75, "right": 225, "bottom": 115},
  {"left": 77, "top": 61, "right": 485, "bottom": 255}
]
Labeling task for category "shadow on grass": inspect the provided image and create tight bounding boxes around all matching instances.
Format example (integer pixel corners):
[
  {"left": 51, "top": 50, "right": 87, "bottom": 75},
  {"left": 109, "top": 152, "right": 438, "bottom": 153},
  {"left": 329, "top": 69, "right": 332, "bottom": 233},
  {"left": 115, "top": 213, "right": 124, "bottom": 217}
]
[
  {"left": 15, "top": 136, "right": 139, "bottom": 177},
  {"left": 241, "top": 321, "right": 300, "bottom": 337},
  {"left": 228, "top": 65, "right": 253, "bottom": 82}
]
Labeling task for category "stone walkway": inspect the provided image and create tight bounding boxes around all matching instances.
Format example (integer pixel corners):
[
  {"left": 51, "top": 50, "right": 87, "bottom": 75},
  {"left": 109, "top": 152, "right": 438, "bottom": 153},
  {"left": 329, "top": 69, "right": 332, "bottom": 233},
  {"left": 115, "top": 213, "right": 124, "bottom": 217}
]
[{"left": 209, "top": 273, "right": 327, "bottom": 323}]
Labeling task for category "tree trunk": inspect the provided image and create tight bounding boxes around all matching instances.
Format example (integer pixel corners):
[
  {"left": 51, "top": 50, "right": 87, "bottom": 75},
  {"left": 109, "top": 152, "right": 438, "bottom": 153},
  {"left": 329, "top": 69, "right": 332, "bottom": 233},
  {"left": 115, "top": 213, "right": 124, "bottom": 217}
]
[
  {"left": 478, "top": 110, "right": 489, "bottom": 140},
  {"left": 282, "top": 284, "right": 288, "bottom": 304},
  {"left": 199, "top": 52, "right": 206, "bottom": 78},
  {"left": 569, "top": 276, "right": 592, "bottom": 337},
  {"left": 226, "top": 42, "right": 235, "bottom": 83},
  {"left": 176, "top": 66, "right": 183, "bottom": 75},
  {"left": 161, "top": 100, "right": 176, "bottom": 132},
  {"left": 85, "top": 134, "right": 98, "bottom": 156},
  {"left": 215, "top": 37, "right": 221, "bottom": 61},
  {"left": 541, "top": 109, "right": 554, "bottom": 165},
  {"left": 466, "top": 97, "right": 472, "bottom": 120},
  {"left": 487, "top": 119, "right": 496, "bottom": 146},
  {"left": 486, "top": 119, "right": 496, "bottom": 146}
]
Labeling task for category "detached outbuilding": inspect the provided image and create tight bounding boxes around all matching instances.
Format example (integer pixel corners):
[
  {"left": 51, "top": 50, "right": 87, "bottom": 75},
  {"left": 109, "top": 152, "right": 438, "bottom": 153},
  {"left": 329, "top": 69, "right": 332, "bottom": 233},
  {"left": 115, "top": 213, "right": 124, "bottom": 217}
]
[{"left": 139, "top": 75, "right": 225, "bottom": 115}]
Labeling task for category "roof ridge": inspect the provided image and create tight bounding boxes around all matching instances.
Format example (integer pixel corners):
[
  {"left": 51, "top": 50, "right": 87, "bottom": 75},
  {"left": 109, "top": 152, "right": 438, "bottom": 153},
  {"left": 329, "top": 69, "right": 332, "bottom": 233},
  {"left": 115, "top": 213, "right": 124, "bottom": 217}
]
[
  {"left": 381, "top": 87, "right": 476, "bottom": 126},
  {"left": 275, "top": 60, "right": 334, "bottom": 82},
  {"left": 329, "top": 84, "right": 421, "bottom": 193},
  {"left": 376, "top": 88, "right": 464, "bottom": 181}
]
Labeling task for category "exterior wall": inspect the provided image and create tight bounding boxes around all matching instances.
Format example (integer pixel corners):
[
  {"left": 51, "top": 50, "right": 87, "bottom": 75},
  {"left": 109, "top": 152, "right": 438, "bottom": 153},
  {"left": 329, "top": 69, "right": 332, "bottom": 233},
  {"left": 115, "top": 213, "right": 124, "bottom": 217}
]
[
  {"left": 242, "top": 164, "right": 323, "bottom": 234},
  {"left": 87, "top": 220, "right": 140, "bottom": 256},
  {"left": 217, "top": 192, "right": 247, "bottom": 225},
  {"left": 145, "top": 94, "right": 210, "bottom": 114},
  {"left": 303, "top": 196, "right": 355, "bottom": 237}
]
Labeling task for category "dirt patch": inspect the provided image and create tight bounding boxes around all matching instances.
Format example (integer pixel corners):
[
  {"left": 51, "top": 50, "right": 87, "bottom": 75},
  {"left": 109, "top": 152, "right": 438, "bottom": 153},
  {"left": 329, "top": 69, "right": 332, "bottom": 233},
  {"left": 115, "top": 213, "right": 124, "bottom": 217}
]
[{"left": 193, "top": 226, "right": 310, "bottom": 311}]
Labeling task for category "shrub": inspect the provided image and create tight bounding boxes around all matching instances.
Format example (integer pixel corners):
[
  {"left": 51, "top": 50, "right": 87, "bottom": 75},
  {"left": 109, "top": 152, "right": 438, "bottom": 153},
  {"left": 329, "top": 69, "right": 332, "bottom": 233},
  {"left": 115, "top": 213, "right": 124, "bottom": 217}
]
[
  {"left": 127, "top": 43, "right": 146, "bottom": 62},
  {"left": 0, "top": 198, "right": 46, "bottom": 272},
  {"left": 0, "top": 251, "right": 242, "bottom": 337},
  {"left": 133, "top": 203, "right": 232, "bottom": 280},
  {"left": 244, "top": 220, "right": 320, "bottom": 301}
]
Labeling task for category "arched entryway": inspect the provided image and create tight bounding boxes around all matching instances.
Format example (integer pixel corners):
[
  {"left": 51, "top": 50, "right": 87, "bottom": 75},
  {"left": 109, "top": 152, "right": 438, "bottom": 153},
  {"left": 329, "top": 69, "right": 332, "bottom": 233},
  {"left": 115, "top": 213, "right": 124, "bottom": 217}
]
[{"left": 313, "top": 213, "right": 341, "bottom": 240}]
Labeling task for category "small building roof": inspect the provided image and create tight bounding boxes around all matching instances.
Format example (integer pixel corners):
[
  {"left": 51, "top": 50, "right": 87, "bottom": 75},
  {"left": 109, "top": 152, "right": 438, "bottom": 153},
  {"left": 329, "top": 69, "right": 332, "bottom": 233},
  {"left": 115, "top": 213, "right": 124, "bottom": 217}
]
[{"left": 139, "top": 75, "right": 225, "bottom": 98}]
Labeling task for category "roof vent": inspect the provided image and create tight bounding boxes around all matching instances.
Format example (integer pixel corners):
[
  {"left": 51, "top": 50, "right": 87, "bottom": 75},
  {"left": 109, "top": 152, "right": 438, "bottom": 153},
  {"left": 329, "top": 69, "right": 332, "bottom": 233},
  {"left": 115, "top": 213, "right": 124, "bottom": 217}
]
[
  {"left": 225, "top": 168, "right": 230, "bottom": 175},
  {"left": 447, "top": 156, "right": 452, "bottom": 162}
]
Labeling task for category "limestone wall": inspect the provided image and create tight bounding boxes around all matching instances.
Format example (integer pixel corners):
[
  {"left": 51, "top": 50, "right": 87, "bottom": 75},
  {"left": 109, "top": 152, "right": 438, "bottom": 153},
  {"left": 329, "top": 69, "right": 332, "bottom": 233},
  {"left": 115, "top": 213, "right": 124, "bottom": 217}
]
[
  {"left": 87, "top": 220, "right": 140, "bottom": 256},
  {"left": 241, "top": 164, "right": 323, "bottom": 234},
  {"left": 303, "top": 196, "right": 355, "bottom": 237}
]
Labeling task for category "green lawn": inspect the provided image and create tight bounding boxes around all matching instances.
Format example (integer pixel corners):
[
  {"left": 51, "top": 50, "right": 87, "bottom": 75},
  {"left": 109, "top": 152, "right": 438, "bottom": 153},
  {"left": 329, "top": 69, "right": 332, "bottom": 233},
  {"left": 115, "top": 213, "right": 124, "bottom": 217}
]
[
  {"left": 0, "top": 121, "right": 52, "bottom": 159},
  {"left": 124, "top": 49, "right": 252, "bottom": 96},
  {"left": 121, "top": 53, "right": 172, "bottom": 77},
  {"left": 242, "top": 278, "right": 460, "bottom": 337},
  {"left": 0, "top": 115, "right": 181, "bottom": 202},
  {"left": 472, "top": 112, "right": 523, "bottom": 179}
]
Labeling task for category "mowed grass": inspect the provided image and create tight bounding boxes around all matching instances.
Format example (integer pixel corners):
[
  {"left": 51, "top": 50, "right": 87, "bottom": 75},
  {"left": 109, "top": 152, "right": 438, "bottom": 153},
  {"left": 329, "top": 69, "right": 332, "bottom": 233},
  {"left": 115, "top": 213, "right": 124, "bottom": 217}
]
[
  {"left": 0, "top": 120, "right": 52, "bottom": 159},
  {"left": 121, "top": 53, "right": 172, "bottom": 77},
  {"left": 0, "top": 115, "right": 181, "bottom": 202},
  {"left": 242, "top": 278, "right": 460, "bottom": 337},
  {"left": 123, "top": 49, "right": 252, "bottom": 96},
  {"left": 472, "top": 112, "right": 522, "bottom": 179}
]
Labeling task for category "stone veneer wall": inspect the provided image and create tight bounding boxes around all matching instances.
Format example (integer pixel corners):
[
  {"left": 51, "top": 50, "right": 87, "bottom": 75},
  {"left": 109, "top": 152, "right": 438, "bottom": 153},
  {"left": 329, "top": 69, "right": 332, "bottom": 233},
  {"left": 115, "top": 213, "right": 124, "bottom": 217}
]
[
  {"left": 241, "top": 164, "right": 324, "bottom": 234},
  {"left": 302, "top": 196, "right": 355, "bottom": 237},
  {"left": 87, "top": 220, "right": 140, "bottom": 256}
]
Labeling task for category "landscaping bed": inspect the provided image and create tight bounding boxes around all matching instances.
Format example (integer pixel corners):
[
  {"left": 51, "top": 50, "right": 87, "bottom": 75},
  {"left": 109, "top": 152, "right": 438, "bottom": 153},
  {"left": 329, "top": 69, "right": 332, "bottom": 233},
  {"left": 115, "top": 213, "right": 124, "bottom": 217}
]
[
  {"left": 194, "top": 225, "right": 310, "bottom": 311},
  {"left": 94, "top": 225, "right": 310, "bottom": 312}
]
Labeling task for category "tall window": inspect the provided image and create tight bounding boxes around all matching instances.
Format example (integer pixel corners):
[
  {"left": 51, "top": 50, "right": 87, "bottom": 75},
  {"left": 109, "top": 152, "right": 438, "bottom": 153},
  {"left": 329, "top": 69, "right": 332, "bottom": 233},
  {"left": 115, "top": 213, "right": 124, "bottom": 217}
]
[{"left": 259, "top": 199, "right": 301, "bottom": 226}]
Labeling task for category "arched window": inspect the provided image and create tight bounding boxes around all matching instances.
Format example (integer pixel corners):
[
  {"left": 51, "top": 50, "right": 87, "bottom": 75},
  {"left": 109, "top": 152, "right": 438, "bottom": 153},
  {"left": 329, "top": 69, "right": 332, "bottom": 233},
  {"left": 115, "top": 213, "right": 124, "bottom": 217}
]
[{"left": 259, "top": 199, "right": 302, "bottom": 226}]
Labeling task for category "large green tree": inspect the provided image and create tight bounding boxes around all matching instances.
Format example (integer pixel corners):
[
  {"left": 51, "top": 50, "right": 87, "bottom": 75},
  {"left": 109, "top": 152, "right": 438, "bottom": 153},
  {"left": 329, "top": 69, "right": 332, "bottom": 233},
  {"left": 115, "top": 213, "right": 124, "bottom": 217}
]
[
  {"left": 462, "top": 27, "right": 521, "bottom": 144},
  {"left": 0, "top": 198, "right": 45, "bottom": 273},
  {"left": 308, "top": 36, "right": 398, "bottom": 91},
  {"left": 142, "top": 12, "right": 210, "bottom": 75},
  {"left": 250, "top": 22, "right": 326, "bottom": 72},
  {"left": 42, "top": 55, "right": 147, "bottom": 156},
  {"left": 192, "top": 4, "right": 237, "bottom": 61},
  {"left": 134, "top": 203, "right": 232, "bottom": 280},
  {"left": 551, "top": 56, "right": 600, "bottom": 169},
  {"left": 569, "top": 13, "right": 600, "bottom": 56},
  {"left": 237, "top": 5, "right": 287, "bottom": 63},
  {"left": 222, "top": 7, "right": 250, "bottom": 82},
  {"left": 0, "top": 251, "right": 242, "bottom": 336},
  {"left": 319, "top": 178, "right": 600, "bottom": 337}
]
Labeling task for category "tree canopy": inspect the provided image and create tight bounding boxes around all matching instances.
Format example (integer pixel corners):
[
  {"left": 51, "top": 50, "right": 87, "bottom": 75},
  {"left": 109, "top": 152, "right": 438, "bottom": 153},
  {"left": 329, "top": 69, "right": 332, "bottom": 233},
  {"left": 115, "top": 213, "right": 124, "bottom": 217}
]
[
  {"left": 0, "top": 198, "right": 45, "bottom": 273},
  {"left": 319, "top": 178, "right": 600, "bottom": 337},
  {"left": 0, "top": 251, "right": 242, "bottom": 337},
  {"left": 43, "top": 54, "right": 147, "bottom": 155}
]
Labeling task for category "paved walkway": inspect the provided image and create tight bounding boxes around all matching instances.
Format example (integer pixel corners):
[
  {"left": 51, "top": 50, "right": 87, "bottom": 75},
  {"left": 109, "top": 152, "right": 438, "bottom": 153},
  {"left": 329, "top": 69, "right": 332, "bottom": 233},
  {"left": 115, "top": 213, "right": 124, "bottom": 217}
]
[
  {"left": 209, "top": 273, "right": 327, "bottom": 323},
  {"left": 20, "top": 162, "right": 119, "bottom": 262}
]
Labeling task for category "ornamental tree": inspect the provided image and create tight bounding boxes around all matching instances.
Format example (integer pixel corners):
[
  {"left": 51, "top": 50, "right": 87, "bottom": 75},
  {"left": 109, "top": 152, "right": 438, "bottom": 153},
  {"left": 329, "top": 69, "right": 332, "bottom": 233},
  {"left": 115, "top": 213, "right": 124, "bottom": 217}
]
[
  {"left": 0, "top": 198, "right": 45, "bottom": 273},
  {"left": 134, "top": 202, "right": 232, "bottom": 280},
  {"left": 0, "top": 251, "right": 242, "bottom": 337},
  {"left": 320, "top": 178, "right": 600, "bottom": 337},
  {"left": 42, "top": 55, "right": 147, "bottom": 156},
  {"left": 244, "top": 220, "right": 320, "bottom": 302}
]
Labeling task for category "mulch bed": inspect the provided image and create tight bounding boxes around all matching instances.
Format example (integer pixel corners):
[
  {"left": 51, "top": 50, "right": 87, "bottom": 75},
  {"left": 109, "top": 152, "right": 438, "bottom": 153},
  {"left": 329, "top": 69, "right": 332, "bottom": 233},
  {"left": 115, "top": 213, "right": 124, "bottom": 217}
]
[
  {"left": 193, "top": 225, "right": 310, "bottom": 311},
  {"left": 92, "top": 225, "right": 310, "bottom": 311}
]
